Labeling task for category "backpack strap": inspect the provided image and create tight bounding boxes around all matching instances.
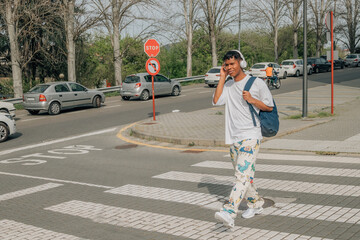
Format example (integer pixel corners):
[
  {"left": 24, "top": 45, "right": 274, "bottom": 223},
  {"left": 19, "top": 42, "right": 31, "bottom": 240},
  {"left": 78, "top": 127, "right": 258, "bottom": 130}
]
[{"left": 243, "top": 77, "right": 259, "bottom": 127}]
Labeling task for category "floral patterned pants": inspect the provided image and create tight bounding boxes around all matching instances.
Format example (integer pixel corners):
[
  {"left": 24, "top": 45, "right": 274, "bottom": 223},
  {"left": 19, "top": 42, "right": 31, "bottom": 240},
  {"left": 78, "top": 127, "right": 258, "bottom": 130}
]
[{"left": 222, "top": 139, "right": 264, "bottom": 218}]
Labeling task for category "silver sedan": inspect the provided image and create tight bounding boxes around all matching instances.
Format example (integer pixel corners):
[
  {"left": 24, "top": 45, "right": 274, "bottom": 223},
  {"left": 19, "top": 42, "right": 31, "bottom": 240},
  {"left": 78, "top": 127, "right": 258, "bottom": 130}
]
[{"left": 23, "top": 82, "right": 105, "bottom": 115}]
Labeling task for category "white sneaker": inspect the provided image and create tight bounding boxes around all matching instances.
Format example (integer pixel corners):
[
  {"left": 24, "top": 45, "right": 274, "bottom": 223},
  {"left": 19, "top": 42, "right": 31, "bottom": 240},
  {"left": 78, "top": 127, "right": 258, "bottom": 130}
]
[
  {"left": 215, "top": 211, "right": 235, "bottom": 228},
  {"left": 241, "top": 207, "right": 263, "bottom": 219}
]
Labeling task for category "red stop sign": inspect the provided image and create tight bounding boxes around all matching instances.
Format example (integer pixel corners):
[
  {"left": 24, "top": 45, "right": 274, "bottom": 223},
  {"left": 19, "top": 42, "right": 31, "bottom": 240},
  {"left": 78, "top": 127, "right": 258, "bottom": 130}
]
[{"left": 144, "top": 39, "right": 160, "bottom": 57}]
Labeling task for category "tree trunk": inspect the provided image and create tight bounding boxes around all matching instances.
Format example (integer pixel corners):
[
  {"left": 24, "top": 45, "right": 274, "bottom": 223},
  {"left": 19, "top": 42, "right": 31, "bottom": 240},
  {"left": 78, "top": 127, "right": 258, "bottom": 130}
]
[
  {"left": 5, "top": 0, "right": 23, "bottom": 98},
  {"left": 113, "top": 0, "right": 122, "bottom": 86},
  {"left": 185, "top": 0, "right": 193, "bottom": 77},
  {"left": 293, "top": 29, "right": 298, "bottom": 59},
  {"left": 66, "top": 0, "right": 76, "bottom": 82},
  {"left": 206, "top": 0, "right": 217, "bottom": 67}
]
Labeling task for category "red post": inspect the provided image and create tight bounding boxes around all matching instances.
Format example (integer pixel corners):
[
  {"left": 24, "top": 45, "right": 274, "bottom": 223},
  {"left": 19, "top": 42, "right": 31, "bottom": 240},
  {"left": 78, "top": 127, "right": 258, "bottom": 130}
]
[
  {"left": 331, "top": 11, "right": 334, "bottom": 115},
  {"left": 152, "top": 75, "right": 155, "bottom": 121}
]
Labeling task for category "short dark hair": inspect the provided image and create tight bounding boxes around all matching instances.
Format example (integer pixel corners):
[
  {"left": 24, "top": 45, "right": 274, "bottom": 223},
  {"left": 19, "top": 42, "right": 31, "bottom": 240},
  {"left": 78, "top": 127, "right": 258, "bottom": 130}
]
[{"left": 223, "top": 50, "right": 242, "bottom": 61}]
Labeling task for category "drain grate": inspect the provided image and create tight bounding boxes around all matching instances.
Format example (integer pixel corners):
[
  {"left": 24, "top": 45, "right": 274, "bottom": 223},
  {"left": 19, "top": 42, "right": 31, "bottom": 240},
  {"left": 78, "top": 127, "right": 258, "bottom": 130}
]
[
  {"left": 115, "top": 144, "right": 138, "bottom": 149},
  {"left": 182, "top": 150, "right": 204, "bottom": 154}
]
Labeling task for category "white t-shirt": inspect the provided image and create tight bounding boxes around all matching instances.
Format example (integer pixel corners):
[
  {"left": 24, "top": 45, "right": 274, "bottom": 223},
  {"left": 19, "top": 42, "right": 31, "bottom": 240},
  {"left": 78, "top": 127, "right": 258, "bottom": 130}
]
[{"left": 213, "top": 75, "right": 274, "bottom": 144}]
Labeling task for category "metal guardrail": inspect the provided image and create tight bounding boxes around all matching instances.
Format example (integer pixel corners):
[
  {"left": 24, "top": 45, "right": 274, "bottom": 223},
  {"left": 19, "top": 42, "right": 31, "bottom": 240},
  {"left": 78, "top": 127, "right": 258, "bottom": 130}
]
[{"left": 1, "top": 75, "right": 205, "bottom": 104}]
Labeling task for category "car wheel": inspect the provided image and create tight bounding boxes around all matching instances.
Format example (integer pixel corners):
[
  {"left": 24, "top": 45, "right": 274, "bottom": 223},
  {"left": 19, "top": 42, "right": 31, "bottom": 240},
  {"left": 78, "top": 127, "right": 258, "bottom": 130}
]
[
  {"left": 92, "top": 96, "right": 101, "bottom": 108},
  {"left": 341, "top": 64, "right": 344, "bottom": 69},
  {"left": 208, "top": 84, "right": 214, "bottom": 88},
  {"left": 122, "top": 96, "right": 130, "bottom": 100},
  {"left": 295, "top": 70, "right": 300, "bottom": 77},
  {"left": 48, "top": 102, "right": 61, "bottom": 115},
  {"left": 0, "top": 122, "right": 9, "bottom": 143},
  {"left": 283, "top": 72, "right": 287, "bottom": 79},
  {"left": 171, "top": 86, "right": 180, "bottom": 96},
  {"left": 140, "top": 90, "right": 150, "bottom": 101},
  {"left": 0, "top": 109, "right": 9, "bottom": 114},
  {"left": 28, "top": 110, "right": 40, "bottom": 115},
  {"left": 308, "top": 68, "right": 313, "bottom": 75},
  {"left": 275, "top": 79, "right": 281, "bottom": 89},
  {"left": 315, "top": 67, "right": 319, "bottom": 73},
  {"left": 327, "top": 67, "right": 331, "bottom": 72}
]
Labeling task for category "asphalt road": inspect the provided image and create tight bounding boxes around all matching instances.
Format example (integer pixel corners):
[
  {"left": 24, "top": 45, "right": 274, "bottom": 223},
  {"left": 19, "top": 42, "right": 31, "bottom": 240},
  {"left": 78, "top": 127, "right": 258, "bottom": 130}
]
[{"left": 2, "top": 66, "right": 360, "bottom": 152}]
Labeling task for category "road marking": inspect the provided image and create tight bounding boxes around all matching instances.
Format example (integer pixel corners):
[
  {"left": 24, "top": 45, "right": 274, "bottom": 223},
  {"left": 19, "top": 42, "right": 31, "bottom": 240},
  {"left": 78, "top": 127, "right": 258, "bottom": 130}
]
[
  {"left": 256, "top": 153, "right": 360, "bottom": 164},
  {"left": 0, "top": 219, "right": 87, "bottom": 240},
  {"left": 192, "top": 161, "right": 360, "bottom": 178},
  {"left": 0, "top": 127, "right": 116, "bottom": 156},
  {"left": 17, "top": 117, "right": 47, "bottom": 122},
  {"left": 0, "top": 171, "right": 114, "bottom": 189},
  {"left": 0, "top": 183, "right": 63, "bottom": 202},
  {"left": 105, "top": 184, "right": 360, "bottom": 225},
  {"left": 153, "top": 171, "right": 360, "bottom": 197},
  {"left": 103, "top": 104, "right": 122, "bottom": 109},
  {"left": 105, "top": 184, "right": 225, "bottom": 206},
  {"left": 45, "top": 200, "right": 326, "bottom": 240}
]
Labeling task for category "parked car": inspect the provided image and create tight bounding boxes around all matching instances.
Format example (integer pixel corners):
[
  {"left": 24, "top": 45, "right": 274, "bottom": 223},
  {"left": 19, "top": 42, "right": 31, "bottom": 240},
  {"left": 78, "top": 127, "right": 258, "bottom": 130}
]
[
  {"left": 248, "top": 62, "right": 287, "bottom": 79},
  {"left": 205, "top": 66, "right": 221, "bottom": 87},
  {"left": 280, "top": 59, "right": 313, "bottom": 77},
  {"left": 307, "top": 57, "right": 331, "bottom": 73},
  {"left": 320, "top": 55, "right": 345, "bottom": 69},
  {"left": 23, "top": 82, "right": 105, "bottom": 115},
  {"left": 0, "top": 112, "right": 16, "bottom": 142},
  {"left": 344, "top": 54, "right": 360, "bottom": 67},
  {"left": 120, "top": 73, "right": 181, "bottom": 101},
  {"left": 0, "top": 101, "right": 16, "bottom": 117}
]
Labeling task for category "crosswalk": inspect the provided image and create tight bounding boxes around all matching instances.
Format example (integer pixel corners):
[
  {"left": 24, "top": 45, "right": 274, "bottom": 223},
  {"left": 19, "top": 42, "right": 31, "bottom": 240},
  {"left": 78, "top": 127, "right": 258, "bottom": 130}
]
[{"left": 1, "top": 152, "right": 360, "bottom": 239}]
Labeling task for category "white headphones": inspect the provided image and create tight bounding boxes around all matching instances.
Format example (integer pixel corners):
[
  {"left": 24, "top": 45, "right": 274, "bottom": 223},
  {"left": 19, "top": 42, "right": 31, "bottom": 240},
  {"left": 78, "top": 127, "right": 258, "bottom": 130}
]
[{"left": 231, "top": 49, "right": 247, "bottom": 69}]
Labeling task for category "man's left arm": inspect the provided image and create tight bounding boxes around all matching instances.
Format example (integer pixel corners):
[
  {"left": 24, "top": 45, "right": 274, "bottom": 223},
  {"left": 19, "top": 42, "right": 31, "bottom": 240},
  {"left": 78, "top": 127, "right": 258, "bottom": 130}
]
[{"left": 242, "top": 91, "right": 273, "bottom": 112}]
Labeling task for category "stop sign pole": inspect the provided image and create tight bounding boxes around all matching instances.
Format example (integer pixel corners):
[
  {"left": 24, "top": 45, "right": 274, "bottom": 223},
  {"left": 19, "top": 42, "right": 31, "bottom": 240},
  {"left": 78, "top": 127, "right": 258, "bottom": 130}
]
[{"left": 144, "top": 39, "right": 160, "bottom": 121}]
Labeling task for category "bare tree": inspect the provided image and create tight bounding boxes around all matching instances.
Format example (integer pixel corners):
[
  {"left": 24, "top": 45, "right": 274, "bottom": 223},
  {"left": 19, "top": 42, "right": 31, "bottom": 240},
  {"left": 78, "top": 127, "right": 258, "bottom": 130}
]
[
  {"left": 285, "top": 0, "right": 302, "bottom": 59},
  {"left": 93, "top": 0, "right": 156, "bottom": 86},
  {"left": 1, "top": 0, "right": 23, "bottom": 97},
  {"left": 198, "top": 0, "right": 237, "bottom": 67},
  {"left": 248, "top": 0, "right": 287, "bottom": 63},
  {"left": 337, "top": 0, "right": 360, "bottom": 53},
  {"left": 61, "top": 0, "right": 103, "bottom": 82},
  {"left": 308, "top": 0, "right": 333, "bottom": 57}
]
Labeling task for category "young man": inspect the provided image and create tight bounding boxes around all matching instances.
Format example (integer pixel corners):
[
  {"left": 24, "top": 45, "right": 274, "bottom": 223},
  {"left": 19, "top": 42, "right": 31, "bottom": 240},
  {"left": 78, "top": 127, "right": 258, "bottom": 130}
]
[
  {"left": 213, "top": 50, "right": 274, "bottom": 228},
  {"left": 266, "top": 63, "right": 277, "bottom": 85}
]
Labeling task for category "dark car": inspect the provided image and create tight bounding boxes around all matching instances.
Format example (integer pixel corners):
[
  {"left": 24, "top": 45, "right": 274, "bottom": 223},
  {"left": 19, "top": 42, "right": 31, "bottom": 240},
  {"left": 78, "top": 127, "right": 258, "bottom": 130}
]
[
  {"left": 307, "top": 57, "right": 331, "bottom": 73},
  {"left": 320, "top": 55, "right": 345, "bottom": 69}
]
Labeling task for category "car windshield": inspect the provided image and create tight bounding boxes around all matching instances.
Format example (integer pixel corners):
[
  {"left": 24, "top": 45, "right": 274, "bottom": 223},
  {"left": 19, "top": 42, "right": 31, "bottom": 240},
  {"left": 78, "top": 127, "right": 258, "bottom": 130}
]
[
  {"left": 251, "top": 64, "right": 266, "bottom": 69},
  {"left": 281, "top": 61, "right": 293, "bottom": 65},
  {"left": 347, "top": 55, "right": 357, "bottom": 59},
  {"left": 28, "top": 85, "right": 50, "bottom": 93},
  {"left": 124, "top": 76, "right": 140, "bottom": 83},
  {"left": 208, "top": 68, "right": 220, "bottom": 73}
]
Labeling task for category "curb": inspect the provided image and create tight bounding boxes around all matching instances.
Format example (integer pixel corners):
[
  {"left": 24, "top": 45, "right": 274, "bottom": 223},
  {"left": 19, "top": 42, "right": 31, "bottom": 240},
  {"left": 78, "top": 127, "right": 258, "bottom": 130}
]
[{"left": 128, "top": 117, "right": 333, "bottom": 148}]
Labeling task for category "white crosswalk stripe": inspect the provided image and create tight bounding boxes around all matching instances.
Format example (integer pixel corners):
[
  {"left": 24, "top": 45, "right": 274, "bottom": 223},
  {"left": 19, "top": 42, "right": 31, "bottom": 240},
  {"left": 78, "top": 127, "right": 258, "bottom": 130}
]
[
  {"left": 0, "top": 220, "right": 87, "bottom": 240},
  {"left": 256, "top": 153, "right": 360, "bottom": 164},
  {"left": 45, "top": 200, "right": 332, "bottom": 240},
  {"left": 152, "top": 171, "right": 360, "bottom": 197},
  {"left": 0, "top": 183, "right": 63, "bottom": 202},
  {"left": 192, "top": 161, "right": 360, "bottom": 178},
  {"left": 106, "top": 184, "right": 360, "bottom": 225}
]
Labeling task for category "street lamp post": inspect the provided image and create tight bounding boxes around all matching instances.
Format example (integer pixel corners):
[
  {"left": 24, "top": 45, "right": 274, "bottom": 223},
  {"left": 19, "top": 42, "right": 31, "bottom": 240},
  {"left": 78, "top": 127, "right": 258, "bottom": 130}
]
[
  {"left": 238, "top": 0, "right": 241, "bottom": 51},
  {"left": 302, "top": 0, "right": 308, "bottom": 118}
]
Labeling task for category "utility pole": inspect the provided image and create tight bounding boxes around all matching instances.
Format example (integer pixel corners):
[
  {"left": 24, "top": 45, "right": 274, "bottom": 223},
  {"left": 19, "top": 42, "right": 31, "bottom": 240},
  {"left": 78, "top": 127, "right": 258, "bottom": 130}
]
[
  {"left": 238, "top": 0, "right": 241, "bottom": 51},
  {"left": 302, "top": 0, "right": 308, "bottom": 118}
]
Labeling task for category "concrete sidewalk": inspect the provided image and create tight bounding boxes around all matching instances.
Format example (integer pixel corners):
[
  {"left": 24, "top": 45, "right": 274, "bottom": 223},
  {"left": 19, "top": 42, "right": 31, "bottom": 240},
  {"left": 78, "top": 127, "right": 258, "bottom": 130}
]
[{"left": 126, "top": 83, "right": 360, "bottom": 155}]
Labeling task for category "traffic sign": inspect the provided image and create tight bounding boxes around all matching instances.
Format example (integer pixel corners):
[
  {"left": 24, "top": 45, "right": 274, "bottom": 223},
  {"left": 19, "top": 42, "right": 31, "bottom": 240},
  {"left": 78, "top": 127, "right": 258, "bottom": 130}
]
[
  {"left": 146, "top": 58, "right": 160, "bottom": 76},
  {"left": 325, "top": 12, "right": 336, "bottom": 30},
  {"left": 144, "top": 39, "right": 160, "bottom": 57}
]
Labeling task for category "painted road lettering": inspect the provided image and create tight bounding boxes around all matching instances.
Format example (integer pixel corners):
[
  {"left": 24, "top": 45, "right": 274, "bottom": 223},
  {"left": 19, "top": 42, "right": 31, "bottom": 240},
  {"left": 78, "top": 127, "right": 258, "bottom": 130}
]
[{"left": 0, "top": 145, "right": 101, "bottom": 166}]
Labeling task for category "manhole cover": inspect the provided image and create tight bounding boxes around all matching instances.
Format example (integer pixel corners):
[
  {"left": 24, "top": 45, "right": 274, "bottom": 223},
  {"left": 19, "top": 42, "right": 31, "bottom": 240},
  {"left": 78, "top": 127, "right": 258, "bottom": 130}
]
[
  {"left": 142, "top": 122, "right": 157, "bottom": 125},
  {"left": 182, "top": 150, "right": 204, "bottom": 153},
  {"left": 115, "top": 144, "right": 138, "bottom": 149},
  {"left": 238, "top": 198, "right": 275, "bottom": 210}
]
